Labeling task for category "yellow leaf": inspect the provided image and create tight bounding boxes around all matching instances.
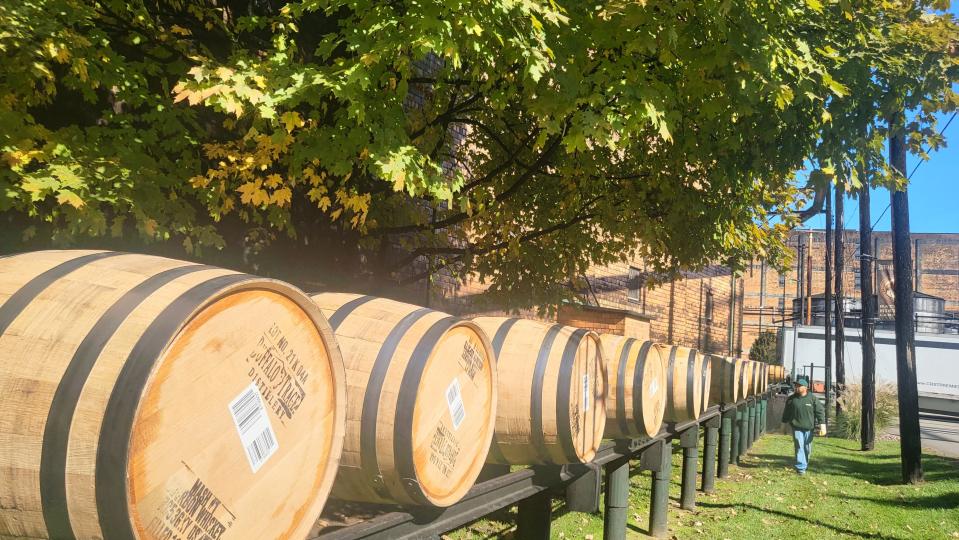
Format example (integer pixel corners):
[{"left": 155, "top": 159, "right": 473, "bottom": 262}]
[
  {"left": 56, "top": 190, "right": 84, "bottom": 208},
  {"left": 237, "top": 180, "right": 260, "bottom": 204},
  {"left": 251, "top": 188, "right": 271, "bottom": 206},
  {"left": 170, "top": 25, "right": 192, "bottom": 36},
  {"left": 264, "top": 173, "right": 283, "bottom": 188},
  {"left": 143, "top": 218, "right": 158, "bottom": 236},
  {"left": 280, "top": 111, "right": 304, "bottom": 132},
  {"left": 270, "top": 187, "right": 292, "bottom": 206}
]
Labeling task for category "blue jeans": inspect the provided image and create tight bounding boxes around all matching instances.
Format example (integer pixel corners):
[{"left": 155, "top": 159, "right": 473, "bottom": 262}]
[{"left": 793, "top": 429, "right": 813, "bottom": 472}]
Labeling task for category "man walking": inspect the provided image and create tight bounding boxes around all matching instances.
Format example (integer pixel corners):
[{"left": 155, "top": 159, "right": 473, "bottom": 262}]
[{"left": 781, "top": 377, "right": 826, "bottom": 474}]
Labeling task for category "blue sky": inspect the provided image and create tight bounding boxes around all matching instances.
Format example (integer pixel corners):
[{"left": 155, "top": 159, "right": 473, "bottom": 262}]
[{"left": 801, "top": 112, "right": 959, "bottom": 234}]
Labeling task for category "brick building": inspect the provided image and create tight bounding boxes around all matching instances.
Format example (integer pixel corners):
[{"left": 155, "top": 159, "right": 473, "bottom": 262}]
[
  {"left": 424, "top": 257, "right": 747, "bottom": 358},
  {"left": 741, "top": 230, "right": 959, "bottom": 353},
  {"left": 408, "top": 229, "right": 957, "bottom": 361}
]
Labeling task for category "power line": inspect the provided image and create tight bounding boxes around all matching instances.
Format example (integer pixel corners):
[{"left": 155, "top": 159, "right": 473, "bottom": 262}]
[{"left": 871, "top": 110, "right": 958, "bottom": 232}]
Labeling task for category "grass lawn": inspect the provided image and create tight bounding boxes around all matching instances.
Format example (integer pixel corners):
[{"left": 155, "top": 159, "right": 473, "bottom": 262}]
[{"left": 449, "top": 435, "right": 959, "bottom": 539}]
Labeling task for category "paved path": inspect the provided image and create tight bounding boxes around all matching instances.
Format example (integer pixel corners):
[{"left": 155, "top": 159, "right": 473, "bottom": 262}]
[{"left": 889, "top": 414, "right": 959, "bottom": 458}]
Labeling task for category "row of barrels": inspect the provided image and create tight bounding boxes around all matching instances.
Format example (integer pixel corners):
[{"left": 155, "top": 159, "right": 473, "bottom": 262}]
[{"left": 0, "top": 252, "right": 778, "bottom": 539}]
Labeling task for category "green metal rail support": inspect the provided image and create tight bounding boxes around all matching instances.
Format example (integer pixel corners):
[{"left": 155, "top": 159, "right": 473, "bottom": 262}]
[
  {"left": 516, "top": 490, "right": 552, "bottom": 539},
  {"left": 747, "top": 399, "right": 756, "bottom": 449},
  {"left": 759, "top": 398, "right": 766, "bottom": 435},
  {"left": 718, "top": 409, "right": 734, "bottom": 477},
  {"left": 646, "top": 439, "right": 672, "bottom": 538},
  {"left": 764, "top": 397, "right": 770, "bottom": 434},
  {"left": 736, "top": 403, "right": 749, "bottom": 465},
  {"left": 701, "top": 416, "right": 720, "bottom": 493},
  {"left": 602, "top": 456, "right": 630, "bottom": 540},
  {"left": 679, "top": 426, "right": 699, "bottom": 511}
]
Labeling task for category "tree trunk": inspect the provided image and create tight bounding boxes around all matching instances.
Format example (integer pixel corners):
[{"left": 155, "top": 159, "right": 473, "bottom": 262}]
[
  {"left": 889, "top": 111, "right": 923, "bottom": 484},
  {"left": 834, "top": 183, "right": 846, "bottom": 416},
  {"left": 859, "top": 182, "right": 877, "bottom": 451},
  {"left": 824, "top": 183, "right": 833, "bottom": 427}
]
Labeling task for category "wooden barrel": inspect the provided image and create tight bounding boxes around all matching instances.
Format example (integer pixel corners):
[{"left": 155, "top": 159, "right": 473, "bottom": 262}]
[
  {"left": 708, "top": 355, "right": 741, "bottom": 406},
  {"left": 753, "top": 361, "right": 762, "bottom": 395},
  {"left": 600, "top": 335, "right": 667, "bottom": 439},
  {"left": 761, "top": 363, "right": 769, "bottom": 391},
  {"left": 0, "top": 250, "right": 346, "bottom": 540},
  {"left": 472, "top": 318, "right": 606, "bottom": 465},
  {"left": 698, "top": 351, "right": 713, "bottom": 413},
  {"left": 662, "top": 345, "right": 705, "bottom": 423},
  {"left": 738, "top": 359, "right": 753, "bottom": 399},
  {"left": 312, "top": 293, "right": 497, "bottom": 507}
]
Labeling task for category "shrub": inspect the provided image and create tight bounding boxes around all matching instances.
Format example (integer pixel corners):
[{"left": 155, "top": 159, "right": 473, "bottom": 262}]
[
  {"left": 749, "top": 330, "right": 780, "bottom": 363},
  {"left": 833, "top": 383, "right": 899, "bottom": 440}
]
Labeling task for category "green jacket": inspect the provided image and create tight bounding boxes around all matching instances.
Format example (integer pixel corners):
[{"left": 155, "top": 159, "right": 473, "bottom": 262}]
[{"left": 781, "top": 392, "right": 825, "bottom": 431}]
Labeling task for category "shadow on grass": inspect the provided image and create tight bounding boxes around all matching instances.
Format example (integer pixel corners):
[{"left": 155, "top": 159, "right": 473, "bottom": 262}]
[
  {"left": 744, "top": 447, "right": 957, "bottom": 486},
  {"left": 840, "top": 491, "right": 959, "bottom": 510},
  {"left": 697, "top": 501, "right": 901, "bottom": 540}
]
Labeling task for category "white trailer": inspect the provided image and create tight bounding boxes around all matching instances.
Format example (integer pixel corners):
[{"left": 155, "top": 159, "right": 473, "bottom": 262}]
[{"left": 781, "top": 325, "right": 959, "bottom": 415}]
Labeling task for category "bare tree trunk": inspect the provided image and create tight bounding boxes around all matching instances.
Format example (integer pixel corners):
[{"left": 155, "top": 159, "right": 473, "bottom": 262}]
[
  {"left": 859, "top": 182, "right": 877, "bottom": 451},
  {"left": 834, "top": 183, "right": 846, "bottom": 416},
  {"left": 889, "top": 110, "right": 923, "bottom": 484}
]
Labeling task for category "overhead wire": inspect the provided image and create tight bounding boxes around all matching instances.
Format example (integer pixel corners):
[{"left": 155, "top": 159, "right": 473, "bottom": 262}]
[{"left": 870, "top": 110, "right": 958, "bottom": 232}]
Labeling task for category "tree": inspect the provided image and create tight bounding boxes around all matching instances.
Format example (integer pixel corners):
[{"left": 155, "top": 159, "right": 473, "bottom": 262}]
[
  {"left": 2, "top": 1, "right": 956, "bottom": 309},
  {"left": 749, "top": 331, "right": 780, "bottom": 365}
]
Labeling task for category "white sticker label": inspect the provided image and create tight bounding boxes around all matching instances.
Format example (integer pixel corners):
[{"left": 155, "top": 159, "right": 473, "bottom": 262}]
[
  {"left": 229, "top": 383, "right": 278, "bottom": 473},
  {"left": 582, "top": 374, "right": 590, "bottom": 412},
  {"left": 649, "top": 378, "right": 659, "bottom": 397},
  {"left": 446, "top": 378, "right": 466, "bottom": 430}
]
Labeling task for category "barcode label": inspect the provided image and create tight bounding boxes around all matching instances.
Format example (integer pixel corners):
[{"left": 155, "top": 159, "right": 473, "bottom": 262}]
[
  {"left": 446, "top": 378, "right": 466, "bottom": 430},
  {"left": 229, "top": 383, "right": 278, "bottom": 473},
  {"left": 649, "top": 378, "right": 659, "bottom": 397},
  {"left": 582, "top": 374, "right": 590, "bottom": 412}
]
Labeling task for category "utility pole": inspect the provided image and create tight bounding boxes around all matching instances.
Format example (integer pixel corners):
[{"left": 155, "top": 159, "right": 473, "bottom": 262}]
[
  {"left": 791, "top": 236, "right": 805, "bottom": 379},
  {"left": 859, "top": 181, "right": 877, "bottom": 451},
  {"left": 889, "top": 111, "right": 923, "bottom": 483},
  {"left": 835, "top": 183, "right": 847, "bottom": 416},
  {"left": 806, "top": 231, "right": 814, "bottom": 325},
  {"left": 824, "top": 185, "right": 833, "bottom": 427}
]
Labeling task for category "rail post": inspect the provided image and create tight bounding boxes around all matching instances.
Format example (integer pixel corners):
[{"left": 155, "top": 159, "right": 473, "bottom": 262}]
[
  {"left": 718, "top": 408, "right": 734, "bottom": 477},
  {"left": 603, "top": 456, "right": 630, "bottom": 540},
  {"left": 737, "top": 403, "right": 748, "bottom": 459},
  {"left": 679, "top": 425, "right": 699, "bottom": 511},
  {"left": 747, "top": 399, "right": 756, "bottom": 449},
  {"left": 565, "top": 462, "right": 601, "bottom": 513},
  {"left": 761, "top": 397, "right": 768, "bottom": 435},
  {"left": 702, "top": 415, "right": 720, "bottom": 493},
  {"left": 643, "top": 439, "right": 672, "bottom": 538},
  {"left": 516, "top": 490, "right": 552, "bottom": 540}
]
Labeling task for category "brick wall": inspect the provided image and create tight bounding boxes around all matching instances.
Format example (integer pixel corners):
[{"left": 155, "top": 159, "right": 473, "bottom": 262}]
[
  {"left": 425, "top": 255, "right": 745, "bottom": 356},
  {"left": 741, "top": 230, "right": 959, "bottom": 354}
]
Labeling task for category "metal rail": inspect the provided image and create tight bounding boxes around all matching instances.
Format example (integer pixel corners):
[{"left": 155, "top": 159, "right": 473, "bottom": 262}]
[{"left": 311, "top": 392, "right": 780, "bottom": 540}]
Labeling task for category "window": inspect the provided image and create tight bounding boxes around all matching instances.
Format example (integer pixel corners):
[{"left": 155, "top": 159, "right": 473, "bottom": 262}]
[
  {"left": 855, "top": 271, "right": 862, "bottom": 290},
  {"left": 778, "top": 273, "right": 786, "bottom": 287},
  {"left": 627, "top": 266, "right": 643, "bottom": 302},
  {"left": 704, "top": 288, "right": 714, "bottom": 323}
]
